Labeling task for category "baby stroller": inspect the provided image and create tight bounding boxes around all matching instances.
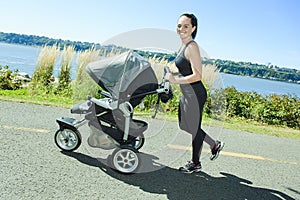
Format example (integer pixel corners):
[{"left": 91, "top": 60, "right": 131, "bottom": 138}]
[{"left": 54, "top": 51, "right": 172, "bottom": 174}]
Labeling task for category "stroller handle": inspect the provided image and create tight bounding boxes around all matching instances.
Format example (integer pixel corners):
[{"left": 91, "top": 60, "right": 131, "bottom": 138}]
[
  {"left": 162, "top": 66, "right": 171, "bottom": 94},
  {"left": 98, "top": 90, "right": 112, "bottom": 98}
]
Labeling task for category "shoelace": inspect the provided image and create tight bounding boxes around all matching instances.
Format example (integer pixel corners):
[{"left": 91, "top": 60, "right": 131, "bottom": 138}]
[{"left": 185, "top": 161, "right": 195, "bottom": 168}]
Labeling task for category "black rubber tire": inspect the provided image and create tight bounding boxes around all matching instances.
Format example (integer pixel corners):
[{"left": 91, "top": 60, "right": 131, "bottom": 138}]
[
  {"left": 54, "top": 128, "right": 81, "bottom": 151},
  {"left": 132, "top": 133, "right": 145, "bottom": 150}
]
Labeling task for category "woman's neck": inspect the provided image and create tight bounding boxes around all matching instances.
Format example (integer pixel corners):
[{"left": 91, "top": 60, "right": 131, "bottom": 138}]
[{"left": 181, "top": 37, "right": 193, "bottom": 45}]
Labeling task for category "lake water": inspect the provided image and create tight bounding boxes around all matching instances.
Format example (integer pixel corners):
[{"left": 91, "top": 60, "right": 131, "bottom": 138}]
[
  {"left": 0, "top": 43, "right": 40, "bottom": 75},
  {"left": 1, "top": 42, "right": 299, "bottom": 97},
  {"left": 220, "top": 73, "right": 300, "bottom": 96}
]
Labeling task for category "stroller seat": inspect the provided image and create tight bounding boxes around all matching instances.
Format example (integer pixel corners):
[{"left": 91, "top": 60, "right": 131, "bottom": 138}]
[{"left": 125, "top": 118, "right": 148, "bottom": 135}]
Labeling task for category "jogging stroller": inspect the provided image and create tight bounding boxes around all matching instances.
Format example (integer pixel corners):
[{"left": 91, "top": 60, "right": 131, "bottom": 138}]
[{"left": 54, "top": 51, "right": 172, "bottom": 173}]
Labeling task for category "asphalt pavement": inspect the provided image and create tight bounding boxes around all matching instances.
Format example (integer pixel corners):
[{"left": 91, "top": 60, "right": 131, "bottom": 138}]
[{"left": 0, "top": 100, "right": 299, "bottom": 200}]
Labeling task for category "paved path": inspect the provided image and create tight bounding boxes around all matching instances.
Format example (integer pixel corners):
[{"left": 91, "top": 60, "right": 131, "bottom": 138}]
[{"left": 0, "top": 100, "right": 299, "bottom": 199}]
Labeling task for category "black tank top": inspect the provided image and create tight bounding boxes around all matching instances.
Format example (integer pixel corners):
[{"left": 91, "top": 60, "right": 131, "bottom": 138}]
[
  {"left": 174, "top": 40, "right": 195, "bottom": 76},
  {"left": 174, "top": 40, "right": 207, "bottom": 99}
]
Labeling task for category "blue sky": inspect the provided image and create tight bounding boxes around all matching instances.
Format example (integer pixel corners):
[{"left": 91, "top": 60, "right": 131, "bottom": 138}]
[{"left": 0, "top": 0, "right": 299, "bottom": 69}]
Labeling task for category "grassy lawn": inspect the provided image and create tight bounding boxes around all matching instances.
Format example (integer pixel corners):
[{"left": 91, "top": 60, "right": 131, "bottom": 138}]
[
  {"left": 1, "top": 89, "right": 299, "bottom": 140},
  {"left": 146, "top": 112, "right": 300, "bottom": 140},
  {"left": 217, "top": 118, "right": 300, "bottom": 140},
  {"left": 0, "top": 89, "right": 73, "bottom": 108}
]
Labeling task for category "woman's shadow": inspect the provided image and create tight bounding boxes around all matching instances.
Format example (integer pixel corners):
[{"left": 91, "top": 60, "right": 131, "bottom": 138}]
[{"left": 61, "top": 151, "right": 294, "bottom": 200}]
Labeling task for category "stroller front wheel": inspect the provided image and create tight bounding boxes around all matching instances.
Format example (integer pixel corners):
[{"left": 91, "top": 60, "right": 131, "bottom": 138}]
[
  {"left": 54, "top": 128, "right": 81, "bottom": 151},
  {"left": 111, "top": 146, "right": 140, "bottom": 174}
]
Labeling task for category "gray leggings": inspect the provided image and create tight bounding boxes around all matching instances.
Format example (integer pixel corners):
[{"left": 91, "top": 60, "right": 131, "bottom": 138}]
[
  {"left": 204, "top": 133, "right": 216, "bottom": 149},
  {"left": 179, "top": 82, "right": 216, "bottom": 164}
]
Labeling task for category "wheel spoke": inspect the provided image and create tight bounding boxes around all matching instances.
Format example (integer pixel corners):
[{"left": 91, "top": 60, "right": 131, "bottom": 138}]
[
  {"left": 125, "top": 152, "right": 131, "bottom": 160},
  {"left": 119, "top": 162, "right": 125, "bottom": 168},
  {"left": 128, "top": 157, "right": 136, "bottom": 162},
  {"left": 119, "top": 153, "right": 126, "bottom": 160},
  {"left": 127, "top": 162, "right": 133, "bottom": 167},
  {"left": 117, "top": 160, "right": 124, "bottom": 164},
  {"left": 69, "top": 138, "right": 76, "bottom": 145}
]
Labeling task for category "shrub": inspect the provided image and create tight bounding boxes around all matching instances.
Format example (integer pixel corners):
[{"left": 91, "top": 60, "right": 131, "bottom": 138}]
[
  {"left": 224, "top": 87, "right": 300, "bottom": 129},
  {"left": 255, "top": 94, "right": 300, "bottom": 128},
  {"left": 0, "top": 65, "right": 22, "bottom": 90},
  {"left": 205, "top": 88, "right": 227, "bottom": 120}
]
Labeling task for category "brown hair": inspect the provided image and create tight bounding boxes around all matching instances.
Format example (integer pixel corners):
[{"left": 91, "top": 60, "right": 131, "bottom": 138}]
[{"left": 180, "top": 13, "right": 198, "bottom": 39}]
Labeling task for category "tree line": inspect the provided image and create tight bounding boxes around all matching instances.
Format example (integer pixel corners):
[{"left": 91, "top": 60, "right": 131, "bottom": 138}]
[
  {"left": 0, "top": 31, "right": 100, "bottom": 51},
  {"left": 1, "top": 31, "right": 299, "bottom": 83},
  {"left": 203, "top": 58, "right": 300, "bottom": 83}
]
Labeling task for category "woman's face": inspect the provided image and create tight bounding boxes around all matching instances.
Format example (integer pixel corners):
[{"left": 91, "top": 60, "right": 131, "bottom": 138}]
[{"left": 177, "top": 16, "right": 196, "bottom": 41}]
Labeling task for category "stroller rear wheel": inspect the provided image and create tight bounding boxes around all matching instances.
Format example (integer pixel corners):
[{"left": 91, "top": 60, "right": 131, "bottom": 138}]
[
  {"left": 132, "top": 133, "right": 145, "bottom": 150},
  {"left": 111, "top": 146, "right": 140, "bottom": 174},
  {"left": 54, "top": 128, "right": 81, "bottom": 151}
]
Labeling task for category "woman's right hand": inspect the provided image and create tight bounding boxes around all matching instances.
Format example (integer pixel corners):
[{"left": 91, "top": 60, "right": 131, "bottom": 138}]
[{"left": 165, "top": 73, "right": 176, "bottom": 84}]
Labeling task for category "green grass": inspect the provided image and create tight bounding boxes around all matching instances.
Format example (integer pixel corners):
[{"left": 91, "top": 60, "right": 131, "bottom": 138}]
[
  {"left": 0, "top": 89, "right": 73, "bottom": 108},
  {"left": 135, "top": 110, "right": 300, "bottom": 140},
  {"left": 1, "top": 89, "right": 299, "bottom": 140},
  {"left": 214, "top": 117, "right": 300, "bottom": 140}
]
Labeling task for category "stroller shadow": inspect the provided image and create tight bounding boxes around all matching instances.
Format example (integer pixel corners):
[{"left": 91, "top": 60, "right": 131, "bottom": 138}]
[{"left": 61, "top": 151, "right": 294, "bottom": 200}]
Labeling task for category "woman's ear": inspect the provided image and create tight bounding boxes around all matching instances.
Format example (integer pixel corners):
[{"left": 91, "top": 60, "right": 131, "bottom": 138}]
[{"left": 192, "top": 26, "right": 196, "bottom": 33}]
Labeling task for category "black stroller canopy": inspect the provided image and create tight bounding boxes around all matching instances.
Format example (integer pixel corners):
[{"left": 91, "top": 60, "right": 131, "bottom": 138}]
[{"left": 86, "top": 51, "right": 158, "bottom": 100}]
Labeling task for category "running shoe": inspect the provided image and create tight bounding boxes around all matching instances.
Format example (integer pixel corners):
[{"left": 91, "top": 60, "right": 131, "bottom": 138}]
[
  {"left": 210, "top": 140, "right": 225, "bottom": 161},
  {"left": 179, "top": 161, "right": 202, "bottom": 173}
]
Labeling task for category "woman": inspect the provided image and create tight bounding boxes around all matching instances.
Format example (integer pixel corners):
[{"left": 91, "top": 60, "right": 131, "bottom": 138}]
[{"left": 165, "top": 13, "right": 224, "bottom": 173}]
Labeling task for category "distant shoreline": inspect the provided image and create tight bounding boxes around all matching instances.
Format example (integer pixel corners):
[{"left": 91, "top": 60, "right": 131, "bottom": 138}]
[
  {"left": 0, "top": 32, "right": 300, "bottom": 85},
  {"left": 1, "top": 32, "right": 299, "bottom": 85}
]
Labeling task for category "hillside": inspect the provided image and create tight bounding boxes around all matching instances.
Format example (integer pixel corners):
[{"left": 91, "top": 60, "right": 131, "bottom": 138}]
[
  {"left": 203, "top": 58, "right": 300, "bottom": 83},
  {"left": 0, "top": 31, "right": 100, "bottom": 51}
]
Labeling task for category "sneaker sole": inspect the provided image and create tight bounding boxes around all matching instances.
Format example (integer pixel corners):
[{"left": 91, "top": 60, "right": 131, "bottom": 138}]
[
  {"left": 192, "top": 168, "right": 202, "bottom": 173},
  {"left": 180, "top": 168, "right": 202, "bottom": 173}
]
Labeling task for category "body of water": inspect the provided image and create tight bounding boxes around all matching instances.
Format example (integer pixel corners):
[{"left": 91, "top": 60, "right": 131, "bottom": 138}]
[
  {"left": 1, "top": 42, "right": 299, "bottom": 97},
  {"left": 220, "top": 73, "right": 300, "bottom": 96},
  {"left": 0, "top": 43, "right": 40, "bottom": 75}
]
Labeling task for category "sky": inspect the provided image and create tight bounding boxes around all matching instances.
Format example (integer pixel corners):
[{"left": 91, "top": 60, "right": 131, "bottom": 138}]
[{"left": 0, "top": 0, "right": 299, "bottom": 69}]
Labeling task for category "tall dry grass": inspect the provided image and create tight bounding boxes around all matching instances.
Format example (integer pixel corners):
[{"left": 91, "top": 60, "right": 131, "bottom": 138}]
[
  {"left": 147, "top": 55, "right": 172, "bottom": 81},
  {"left": 148, "top": 54, "right": 221, "bottom": 89},
  {"left": 31, "top": 45, "right": 60, "bottom": 92},
  {"left": 99, "top": 46, "right": 125, "bottom": 58},
  {"left": 202, "top": 63, "right": 221, "bottom": 89},
  {"left": 73, "top": 47, "right": 101, "bottom": 101},
  {"left": 57, "top": 45, "right": 75, "bottom": 96}
]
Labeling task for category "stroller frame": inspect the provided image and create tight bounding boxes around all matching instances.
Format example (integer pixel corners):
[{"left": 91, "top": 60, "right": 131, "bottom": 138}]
[{"left": 54, "top": 53, "right": 172, "bottom": 173}]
